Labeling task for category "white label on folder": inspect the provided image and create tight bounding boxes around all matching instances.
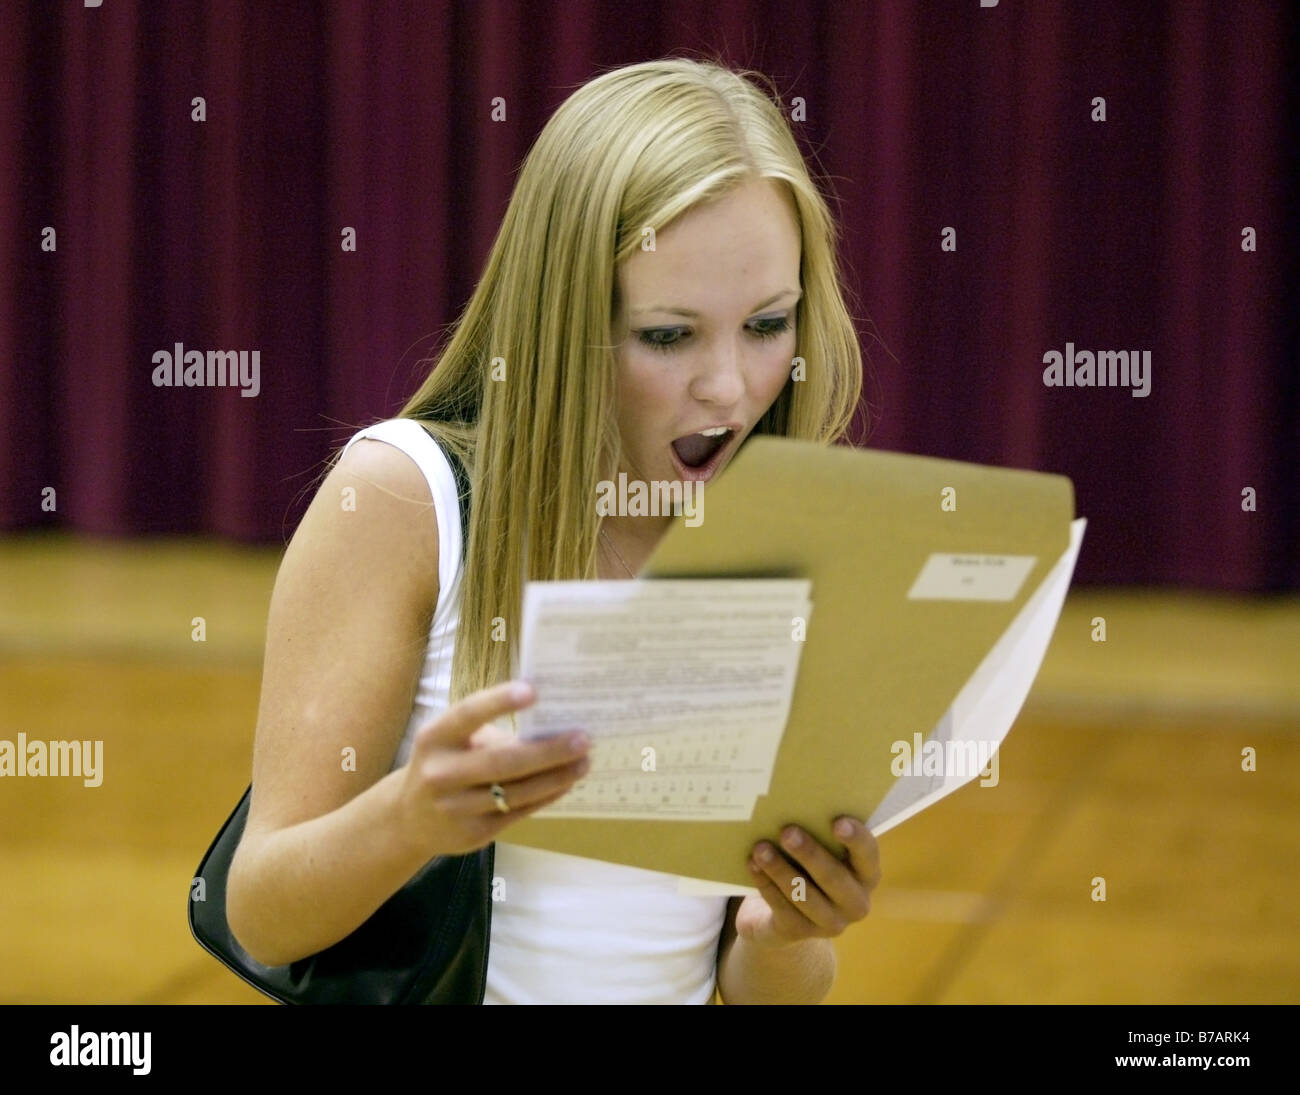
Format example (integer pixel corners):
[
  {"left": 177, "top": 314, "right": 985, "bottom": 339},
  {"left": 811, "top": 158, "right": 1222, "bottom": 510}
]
[{"left": 907, "top": 553, "right": 1037, "bottom": 601}]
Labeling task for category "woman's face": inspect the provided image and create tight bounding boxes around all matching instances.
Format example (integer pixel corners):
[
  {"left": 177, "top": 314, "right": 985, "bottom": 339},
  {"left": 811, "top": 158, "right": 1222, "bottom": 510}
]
[{"left": 610, "top": 177, "right": 802, "bottom": 489}]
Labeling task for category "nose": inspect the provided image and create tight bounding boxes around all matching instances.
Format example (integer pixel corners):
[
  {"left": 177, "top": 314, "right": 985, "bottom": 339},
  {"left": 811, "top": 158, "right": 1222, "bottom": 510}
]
[{"left": 687, "top": 336, "right": 746, "bottom": 406}]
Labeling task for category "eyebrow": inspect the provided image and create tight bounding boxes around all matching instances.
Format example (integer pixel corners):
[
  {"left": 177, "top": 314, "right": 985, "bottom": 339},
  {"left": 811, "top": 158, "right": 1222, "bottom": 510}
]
[{"left": 630, "top": 288, "right": 802, "bottom": 319}]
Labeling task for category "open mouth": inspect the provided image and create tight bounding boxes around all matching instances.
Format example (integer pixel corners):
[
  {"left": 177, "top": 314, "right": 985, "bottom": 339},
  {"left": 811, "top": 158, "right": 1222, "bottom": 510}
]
[{"left": 669, "top": 425, "right": 738, "bottom": 481}]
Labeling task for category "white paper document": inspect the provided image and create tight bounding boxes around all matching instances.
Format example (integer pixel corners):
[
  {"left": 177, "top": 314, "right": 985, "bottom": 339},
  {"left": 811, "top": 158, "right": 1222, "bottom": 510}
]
[{"left": 516, "top": 579, "right": 812, "bottom": 820}]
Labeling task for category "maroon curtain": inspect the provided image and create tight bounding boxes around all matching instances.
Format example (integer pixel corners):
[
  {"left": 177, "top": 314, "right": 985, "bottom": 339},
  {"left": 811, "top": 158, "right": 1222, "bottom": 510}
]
[{"left": 2, "top": 0, "right": 1294, "bottom": 588}]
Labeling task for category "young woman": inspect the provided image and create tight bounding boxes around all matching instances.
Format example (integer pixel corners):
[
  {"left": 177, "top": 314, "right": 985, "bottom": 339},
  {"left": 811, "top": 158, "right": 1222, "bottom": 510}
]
[{"left": 226, "top": 56, "right": 881, "bottom": 1005}]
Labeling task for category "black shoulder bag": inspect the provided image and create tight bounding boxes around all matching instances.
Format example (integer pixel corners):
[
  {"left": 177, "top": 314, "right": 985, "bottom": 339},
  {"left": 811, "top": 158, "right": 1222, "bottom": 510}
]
[{"left": 188, "top": 439, "right": 493, "bottom": 1004}]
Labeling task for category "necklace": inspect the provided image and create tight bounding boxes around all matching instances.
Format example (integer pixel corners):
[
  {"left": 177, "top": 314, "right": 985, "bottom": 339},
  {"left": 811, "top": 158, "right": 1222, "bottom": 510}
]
[{"left": 599, "top": 526, "right": 635, "bottom": 578}]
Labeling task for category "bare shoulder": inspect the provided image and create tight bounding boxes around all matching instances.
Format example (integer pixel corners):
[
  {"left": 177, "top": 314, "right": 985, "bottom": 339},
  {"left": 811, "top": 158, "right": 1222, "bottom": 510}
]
[
  {"left": 286, "top": 437, "right": 440, "bottom": 627},
  {"left": 333, "top": 433, "right": 436, "bottom": 510}
]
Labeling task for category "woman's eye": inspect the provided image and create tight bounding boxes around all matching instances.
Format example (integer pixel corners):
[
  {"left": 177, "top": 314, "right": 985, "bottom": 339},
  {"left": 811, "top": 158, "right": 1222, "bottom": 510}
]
[
  {"left": 637, "top": 316, "right": 792, "bottom": 355},
  {"left": 751, "top": 316, "right": 792, "bottom": 340},
  {"left": 638, "top": 328, "right": 685, "bottom": 353}
]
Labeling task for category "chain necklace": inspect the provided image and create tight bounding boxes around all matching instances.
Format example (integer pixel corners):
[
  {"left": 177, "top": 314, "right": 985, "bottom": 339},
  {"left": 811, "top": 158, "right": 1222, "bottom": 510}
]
[{"left": 599, "top": 526, "right": 635, "bottom": 578}]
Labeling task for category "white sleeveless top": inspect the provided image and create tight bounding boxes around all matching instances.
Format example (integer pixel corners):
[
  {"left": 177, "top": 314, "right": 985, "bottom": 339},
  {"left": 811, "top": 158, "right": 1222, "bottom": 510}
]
[{"left": 339, "top": 419, "right": 729, "bottom": 1004}]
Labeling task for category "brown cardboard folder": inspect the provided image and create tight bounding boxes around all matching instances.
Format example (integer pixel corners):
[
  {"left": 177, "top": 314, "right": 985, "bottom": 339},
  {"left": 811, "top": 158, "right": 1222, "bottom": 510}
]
[{"left": 502, "top": 436, "right": 1075, "bottom": 887}]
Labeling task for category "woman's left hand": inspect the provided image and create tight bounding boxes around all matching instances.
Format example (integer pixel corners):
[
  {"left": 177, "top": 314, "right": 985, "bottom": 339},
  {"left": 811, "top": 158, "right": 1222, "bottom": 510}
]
[{"left": 736, "top": 816, "right": 881, "bottom": 949}]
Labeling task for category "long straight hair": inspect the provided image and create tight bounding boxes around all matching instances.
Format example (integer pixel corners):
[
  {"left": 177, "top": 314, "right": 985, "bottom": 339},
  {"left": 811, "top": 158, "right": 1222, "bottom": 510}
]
[{"left": 372, "top": 57, "right": 864, "bottom": 703}]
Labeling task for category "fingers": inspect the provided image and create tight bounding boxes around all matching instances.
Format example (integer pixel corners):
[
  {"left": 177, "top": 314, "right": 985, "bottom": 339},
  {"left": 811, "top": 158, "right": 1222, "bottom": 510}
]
[
  {"left": 456, "top": 752, "right": 591, "bottom": 817},
  {"left": 748, "top": 840, "right": 849, "bottom": 935},
  {"left": 398, "top": 681, "right": 597, "bottom": 857},
  {"left": 438, "top": 778, "right": 581, "bottom": 849},
  {"left": 778, "top": 823, "right": 873, "bottom": 920},
  {"left": 436, "top": 754, "right": 590, "bottom": 821},
  {"left": 413, "top": 681, "right": 591, "bottom": 790},
  {"left": 480, "top": 780, "right": 579, "bottom": 831},
  {"left": 468, "top": 723, "right": 517, "bottom": 750},
  {"left": 747, "top": 870, "right": 825, "bottom": 941},
  {"left": 748, "top": 818, "right": 881, "bottom": 934},
  {"left": 833, "top": 817, "right": 882, "bottom": 893},
  {"left": 453, "top": 729, "right": 590, "bottom": 789},
  {"left": 414, "top": 680, "right": 537, "bottom": 751}
]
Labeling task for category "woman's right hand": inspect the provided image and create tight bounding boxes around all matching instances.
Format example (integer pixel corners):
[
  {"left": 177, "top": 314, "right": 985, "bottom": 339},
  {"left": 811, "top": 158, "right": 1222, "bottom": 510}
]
[{"left": 396, "top": 680, "right": 590, "bottom": 857}]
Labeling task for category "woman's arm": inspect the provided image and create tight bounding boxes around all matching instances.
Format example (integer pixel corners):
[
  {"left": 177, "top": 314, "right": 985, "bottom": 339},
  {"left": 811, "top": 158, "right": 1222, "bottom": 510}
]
[
  {"left": 224, "top": 439, "right": 449, "bottom": 966},
  {"left": 225, "top": 439, "right": 587, "bottom": 967}
]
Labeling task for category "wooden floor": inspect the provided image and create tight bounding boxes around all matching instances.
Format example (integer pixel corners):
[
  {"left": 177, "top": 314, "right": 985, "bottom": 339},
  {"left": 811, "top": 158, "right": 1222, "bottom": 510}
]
[{"left": 1, "top": 531, "right": 1297, "bottom": 1004}]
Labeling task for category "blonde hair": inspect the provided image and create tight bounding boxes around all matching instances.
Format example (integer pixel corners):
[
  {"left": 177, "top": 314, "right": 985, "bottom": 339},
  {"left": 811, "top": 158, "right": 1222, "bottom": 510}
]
[{"left": 378, "top": 56, "right": 864, "bottom": 703}]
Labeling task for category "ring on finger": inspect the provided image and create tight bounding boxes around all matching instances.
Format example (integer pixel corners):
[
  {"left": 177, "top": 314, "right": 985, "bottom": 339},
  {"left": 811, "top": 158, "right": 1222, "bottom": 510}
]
[{"left": 490, "top": 782, "right": 511, "bottom": 814}]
